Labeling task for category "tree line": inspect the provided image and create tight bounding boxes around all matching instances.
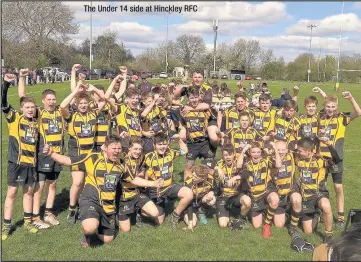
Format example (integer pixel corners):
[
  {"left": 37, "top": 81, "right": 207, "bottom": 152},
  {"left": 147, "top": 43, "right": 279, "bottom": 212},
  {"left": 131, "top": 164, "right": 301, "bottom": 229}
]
[{"left": 2, "top": 2, "right": 360, "bottom": 83}]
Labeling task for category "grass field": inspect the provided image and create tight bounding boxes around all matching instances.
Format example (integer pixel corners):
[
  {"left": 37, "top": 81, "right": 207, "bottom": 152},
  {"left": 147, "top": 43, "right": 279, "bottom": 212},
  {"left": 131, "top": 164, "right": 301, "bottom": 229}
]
[{"left": 2, "top": 79, "right": 361, "bottom": 261}]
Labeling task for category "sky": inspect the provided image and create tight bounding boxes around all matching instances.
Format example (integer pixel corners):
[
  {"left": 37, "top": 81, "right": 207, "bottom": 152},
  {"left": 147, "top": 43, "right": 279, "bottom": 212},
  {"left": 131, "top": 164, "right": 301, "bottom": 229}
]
[{"left": 64, "top": 1, "right": 361, "bottom": 62}]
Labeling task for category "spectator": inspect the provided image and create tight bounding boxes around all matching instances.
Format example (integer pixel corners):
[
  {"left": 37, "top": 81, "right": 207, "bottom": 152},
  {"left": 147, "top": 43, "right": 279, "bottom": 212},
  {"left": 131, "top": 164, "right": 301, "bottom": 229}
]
[
  {"left": 272, "top": 88, "right": 292, "bottom": 108},
  {"left": 137, "top": 74, "right": 153, "bottom": 95},
  {"left": 32, "top": 69, "right": 37, "bottom": 85}
]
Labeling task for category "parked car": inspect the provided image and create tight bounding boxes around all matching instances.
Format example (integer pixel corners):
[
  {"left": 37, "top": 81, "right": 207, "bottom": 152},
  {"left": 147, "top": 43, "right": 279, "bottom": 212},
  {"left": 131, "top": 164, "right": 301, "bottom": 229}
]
[
  {"left": 211, "top": 74, "right": 218, "bottom": 79},
  {"left": 245, "top": 75, "right": 253, "bottom": 80},
  {"left": 221, "top": 74, "right": 228, "bottom": 79},
  {"left": 234, "top": 74, "right": 242, "bottom": 80},
  {"left": 159, "top": 72, "right": 168, "bottom": 78},
  {"left": 83, "top": 69, "right": 100, "bottom": 80}
]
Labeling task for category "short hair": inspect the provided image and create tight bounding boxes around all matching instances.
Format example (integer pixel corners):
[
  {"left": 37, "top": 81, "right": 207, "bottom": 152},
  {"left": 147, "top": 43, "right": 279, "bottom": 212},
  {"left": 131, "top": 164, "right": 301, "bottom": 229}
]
[
  {"left": 93, "top": 85, "right": 105, "bottom": 91},
  {"left": 250, "top": 142, "right": 262, "bottom": 150},
  {"left": 259, "top": 93, "right": 272, "bottom": 102},
  {"left": 283, "top": 100, "right": 297, "bottom": 110},
  {"left": 304, "top": 95, "right": 318, "bottom": 106},
  {"left": 192, "top": 69, "right": 204, "bottom": 77},
  {"left": 153, "top": 133, "right": 169, "bottom": 144},
  {"left": 234, "top": 91, "right": 246, "bottom": 100},
  {"left": 325, "top": 94, "right": 338, "bottom": 104},
  {"left": 151, "top": 85, "right": 162, "bottom": 94},
  {"left": 129, "top": 137, "right": 143, "bottom": 148},
  {"left": 141, "top": 92, "right": 153, "bottom": 101},
  {"left": 221, "top": 143, "right": 235, "bottom": 155},
  {"left": 297, "top": 137, "right": 315, "bottom": 151},
  {"left": 191, "top": 164, "right": 209, "bottom": 180},
  {"left": 261, "top": 82, "right": 268, "bottom": 88},
  {"left": 20, "top": 96, "right": 36, "bottom": 107},
  {"left": 74, "top": 91, "right": 90, "bottom": 104},
  {"left": 239, "top": 111, "right": 251, "bottom": 119},
  {"left": 42, "top": 89, "right": 56, "bottom": 98},
  {"left": 187, "top": 86, "right": 200, "bottom": 97},
  {"left": 105, "top": 134, "right": 122, "bottom": 146},
  {"left": 125, "top": 87, "right": 140, "bottom": 98},
  {"left": 329, "top": 223, "right": 361, "bottom": 261}
]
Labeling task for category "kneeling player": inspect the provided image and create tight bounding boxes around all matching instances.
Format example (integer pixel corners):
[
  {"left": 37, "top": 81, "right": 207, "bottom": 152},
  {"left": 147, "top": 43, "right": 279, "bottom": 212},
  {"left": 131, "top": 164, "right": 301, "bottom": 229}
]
[
  {"left": 215, "top": 144, "right": 252, "bottom": 230},
  {"left": 183, "top": 164, "right": 216, "bottom": 230},
  {"left": 237, "top": 142, "right": 281, "bottom": 238},
  {"left": 118, "top": 138, "right": 161, "bottom": 232},
  {"left": 140, "top": 133, "right": 193, "bottom": 230},
  {"left": 44, "top": 135, "right": 163, "bottom": 247},
  {"left": 296, "top": 137, "right": 342, "bottom": 243},
  {"left": 272, "top": 141, "right": 302, "bottom": 235}
]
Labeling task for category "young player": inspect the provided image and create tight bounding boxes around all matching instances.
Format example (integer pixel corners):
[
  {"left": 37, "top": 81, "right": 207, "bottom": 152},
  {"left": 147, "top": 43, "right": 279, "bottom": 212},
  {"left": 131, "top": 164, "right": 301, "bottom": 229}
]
[
  {"left": 43, "top": 135, "right": 163, "bottom": 247},
  {"left": 252, "top": 93, "right": 277, "bottom": 141},
  {"left": 2, "top": 74, "right": 39, "bottom": 240},
  {"left": 118, "top": 138, "right": 163, "bottom": 232},
  {"left": 60, "top": 82, "right": 107, "bottom": 223},
  {"left": 18, "top": 69, "right": 65, "bottom": 228},
  {"left": 272, "top": 141, "right": 302, "bottom": 235},
  {"left": 237, "top": 142, "right": 281, "bottom": 238},
  {"left": 273, "top": 100, "right": 300, "bottom": 151},
  {"left": 139, "top": 133, "right": 193, "bottom": 230},
  {"left": 223, "top": 112, "right": 261, "bottom": 156},
  {"left": 298, "top": 96, "right": 320, "bottom": 140},
  {"left": 296, "top": 137, "right": 342, "bottom": 243},
  {"left": 215, "top": 144, "right": 252, "bottom": 229},
  {"left": 180, "top": 86, "right": 217, "bottom": 180},
  {"left": 317, "top": 92, "right": 361, "bottom": 228},
  {"left": 183, "top": 164, "right": 216, "bottom": 229}
]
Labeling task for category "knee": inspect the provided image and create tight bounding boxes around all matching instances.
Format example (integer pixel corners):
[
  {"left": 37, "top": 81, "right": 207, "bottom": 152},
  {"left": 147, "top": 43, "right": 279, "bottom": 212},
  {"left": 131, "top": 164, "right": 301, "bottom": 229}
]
[
  {"left": 147, "top": 208, "right": 159, "bottom": 218},
  {"left": 102, "top": 236, "right": 114, "bottom": 243},
  {"left": 6, "top": 188, "right": 18, "bottom": 200},
  {"left": 120, "top": 226, "right": 131, "bottom": 233},
  {"left": 253, "top": 222, "right": 262, "bottom": 229},
  {"left": 269, "top": 193, "right": 279, "bottom": 207},
  {"left": 241, "top": 196, "right": 252, "bottom": 208},
  {"left": 218, "top": 221, "right": 228, "bottom": 228},
  {"left": 72, "top": 180, "right": 83, "bottom": 188},
  {"left": 274, "top": 219, "right": 285, "bottom": 228},
  {"left": 82, "top": 226, "right": 97, "bottom": 235},
  {"left": 334, "top": 184, "right": 343, "bottom": 194},
  {"left": 47, "top": 181, "right": 57, "bottom": 190},
  {"left": 303, "top": 227, "right": 313, "bottom": 234}
]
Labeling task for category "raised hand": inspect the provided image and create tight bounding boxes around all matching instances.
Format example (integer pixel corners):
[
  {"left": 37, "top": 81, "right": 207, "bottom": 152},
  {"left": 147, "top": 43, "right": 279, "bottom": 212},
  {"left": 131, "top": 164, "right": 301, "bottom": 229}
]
[
  {"left": 43, "top": 144, "right": 53, "bottom": 156},
  {"left": 72, "top": 64, "right": 81, "bottom": 71},
  {"left": 4, "top": 74, "right": 16, "bottom": 83},
  {"left": 20, "top": 68, "right": 29, "bottom": 77},
  {"left": 342, "top": 91, "right": 353, "bottom": 100}
]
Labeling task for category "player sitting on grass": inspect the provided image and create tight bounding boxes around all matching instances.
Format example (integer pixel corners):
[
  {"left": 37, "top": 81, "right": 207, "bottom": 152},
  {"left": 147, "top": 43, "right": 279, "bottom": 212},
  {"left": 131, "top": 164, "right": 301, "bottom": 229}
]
[
  {"left": 43, "top": 135, "right": 164, "bottom": 247},
  {"left": 237, "top": 142, "right": 281, "bottom": 238},
  {"left": 183, "top": 164, "right": 216, "bottom": 230},
  {"left": 215, "top": 144, "right": 252, "bottom": 230}
]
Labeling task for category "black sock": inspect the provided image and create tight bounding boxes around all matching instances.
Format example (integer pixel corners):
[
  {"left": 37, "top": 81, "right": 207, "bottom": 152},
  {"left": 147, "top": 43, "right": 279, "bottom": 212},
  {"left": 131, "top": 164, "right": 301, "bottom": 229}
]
[
  {"left": 24, "top": 212, "right": 32, "bottom": 224},
  {"left": 3, "top": 219, "right": 11, "bottom": 225},
  {"left": 69, "top": 205, "right": 77, "bottom": 211},
  {"left": 45, "top": 208, "right": 54, "bottom": 216}
]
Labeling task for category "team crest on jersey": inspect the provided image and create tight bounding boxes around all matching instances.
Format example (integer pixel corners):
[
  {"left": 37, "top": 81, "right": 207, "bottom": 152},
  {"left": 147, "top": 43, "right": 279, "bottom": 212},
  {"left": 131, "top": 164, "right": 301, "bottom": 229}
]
[
  {"left": 48, "top": 120, "right": 60, "bottom": 133},
  {"left": 104, "top": 173, "right": 117, "bottom": 190},
  {"left": 303, "top": 125, "right": 312, "bottom": 137},
  {"left": 301, "top": 170, "right": 313, "bottom": 183},
  {"left": 81, "top": 123, "right": 92, "bottom": 137},
  {"left": 97, "top": 112, "right": 107, "bottom": 124},
  {"left": 253, "top": 118, "right": 263, "bottom": 130},
  {"left": 277, "top": 164, "right": 288, "bottom": 178},
  {"left": 24, "top": 127, "right": 36, "bottom": 143}
]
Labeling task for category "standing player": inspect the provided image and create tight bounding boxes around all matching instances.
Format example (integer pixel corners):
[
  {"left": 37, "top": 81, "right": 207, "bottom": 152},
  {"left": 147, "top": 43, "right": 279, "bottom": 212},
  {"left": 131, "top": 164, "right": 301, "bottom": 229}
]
[
  {"left": 2, "top": 74, "right": 39, "bottom": 240},
  {"left": 180, "top": 86, "right": 216, "bottom": 180},
  {"left": 140, "top": 133, "right": 193, "bottom": 230},
  {"left": 60, "top": 83, "right": 107, "bottom": 223},
  {"left": 237, "top": 142, "right": 281, "bottom": 238},
  {"left": 252, "top": 94, "right": 277, "bottom": 141},
  {"left": 18, "top": 69, "right": 65, "bottom": 228},
  {"left": 317, "top": 92, "right": 361, "bottom": 228}
]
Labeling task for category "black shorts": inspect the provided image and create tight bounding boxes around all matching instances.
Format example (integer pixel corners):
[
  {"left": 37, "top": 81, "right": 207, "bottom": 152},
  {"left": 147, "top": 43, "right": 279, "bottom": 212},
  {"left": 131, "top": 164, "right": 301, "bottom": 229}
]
[
  {"left": 7, "top": 161, "right": 36, "bottom": 186},
  {"left": 142, "top": 138, "right": 154, "bottom": 155},
  {"left": 78, "top": 200, "right": 116, "bottom": 236},
  {"left": 251, "top": 193, "right": 270, "bottom": 217},
  {"left": 274, "top": 191, "right": 299, "bottom": 215},
  {"left": 302, "top": 193, "right": 329, "bottom": 221},
  {"left": 208, "top": 119, "right": 217, "bottom": 127},
  {"left": 150, "top": 184, "right": 182, "bottom": 216},
  {"left": 327, "top": 161, "right": 343, "bottom": 184},
  {"left": 37, "top": 154, "right": 62, "bottom": 173},
  {"left": 216, "top": 194, "right": 243, "bottom": 218},
  {"left": 118, "top": 194, "right": 151, "bottom": 221},
  {"left": 37, "top": 171, "right": 60, "bottom": 182},
  {"left": 186, "top": 140, "right": 215, "bottom": 168}
]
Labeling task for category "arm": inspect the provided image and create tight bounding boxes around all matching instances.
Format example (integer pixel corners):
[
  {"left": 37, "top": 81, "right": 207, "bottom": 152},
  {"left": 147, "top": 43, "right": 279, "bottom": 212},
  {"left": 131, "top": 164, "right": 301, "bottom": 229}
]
[
  {"left": 328, "top": 145, "right": 342, "bottom": 164},
  {"left": 88, "top": 84, "right": 107, "bottom": 111},
  {"left": 236, "top": 145, "right": 250, "bottom": 169},
  {"left": 70, "top": 64, "right": 81, "bottom": 92},
  {"left": 217, "top": 111, "right": 223, "bottom": 129},
  {"left": 313, "top": 87, "right": 327, "bottom": 99},
  {"left": 18, "top": 69, "right": 29, "bottom": 98},
  {"left": 43, "top": 144, "right": 72, "bottom": 166},
  {"left": 141, "top": 96, "right": 159, "bottom": 118},
  {"left": 131, "top": 176, "right": 163, "bottom": 188},
  {"left": 114, "top": 67, "right": 128, "bottom": 101},
  {"left": 292, "top": 86, "right": 299, "bottom": 103},
  {"left": 270, "top": 142, "right": 282, "bottom": 168},
  {"left": 2, "top": 74, "right": 15, "bottom": 111},
  {"left": 342, "top": 91, "right": 361, "bottom": 121},
  {"left": 60, "top": 83, "right": 81, "bottom": 118}
]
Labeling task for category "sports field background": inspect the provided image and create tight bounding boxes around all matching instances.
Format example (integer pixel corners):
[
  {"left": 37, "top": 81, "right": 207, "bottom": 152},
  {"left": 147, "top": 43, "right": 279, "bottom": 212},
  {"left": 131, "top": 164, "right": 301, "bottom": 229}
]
[{"left": 1, "top": 79, "right": 360, "bottom": 261}]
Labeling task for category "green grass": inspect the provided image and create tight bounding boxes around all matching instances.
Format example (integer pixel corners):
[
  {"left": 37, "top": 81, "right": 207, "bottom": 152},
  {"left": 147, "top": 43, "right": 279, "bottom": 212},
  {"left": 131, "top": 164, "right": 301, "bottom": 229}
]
[{"left": 2, "top": 79, "right": 361, "bottom": 261}]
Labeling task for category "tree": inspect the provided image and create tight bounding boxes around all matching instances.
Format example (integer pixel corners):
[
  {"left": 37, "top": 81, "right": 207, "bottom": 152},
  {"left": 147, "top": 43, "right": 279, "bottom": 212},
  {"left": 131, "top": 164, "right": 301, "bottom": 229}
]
[{"left": 172, "top": 35, "right": 206, "bottom": 65}]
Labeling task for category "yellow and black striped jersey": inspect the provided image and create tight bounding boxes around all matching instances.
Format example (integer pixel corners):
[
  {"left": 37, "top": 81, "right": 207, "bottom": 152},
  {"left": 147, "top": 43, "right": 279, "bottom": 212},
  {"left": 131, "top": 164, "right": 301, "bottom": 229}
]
[
  {"left": 219, "top": 95, "right": 234, "bottom": 112},
  {"left": 318, "top": 112, "right": 351, "bottom": 159},
  {"left": 142, "top": 149, "right": 180, "bottom": 198},
  {"left": 89, "top": 101, "right": 112, "bottom": 147},
  {"left": 37, "top": 107, "right": 65, "bottom": 154},
  {"left": 115, "top": 103, "right": 142, "bottom": 138},
  {"left": 141, "top": 106, "right": 167, "bottom": 134},
  {"left": 298, "top": 113, "right": 319, "bottom": 140},
  {"left": 185, "top": 174, "right": 214, "bottom": 200},
  {"left": 216, "top": 159, "right": 241, "bottom": 197},
  {"left": 272, "top": 153, "right": 296, "bottom": 196},
  {"left": 244, "top": 157, "right": 273, "bottom": 200},
  {"left": 223, "top": 106, "right": 254, "bottom": 131},
  {"left": 181, "top": 109, "right": 212, "bottom": 143},
  {"left": 3, "top": 105, "right": 39, "bottom": 166},
  {"left": 274, "top": 115, "right": 300, "bottom": 150},
  {"left": 67, "top": 109, "right": 98, "bottom": 156},
  {"left": 71, "top": 153, "right": 125, "bottom": 214},
  {"left": 251, "top": 108, "right": 277, "bottom": 137},
  {"left": 211, "top": 92, "right": 222, "bottom": 112},
  {"left": 120, "top": 155, "right": 144, "bottom": 201},
  {"left": 199, "top": 83, "right": 213, "bottom": 105},
  {"left": 225, "top": 127, "right": 261, "bottom": 155},
  {"left": 295, "top": 156, "right": 329, "bottom": 200}
]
